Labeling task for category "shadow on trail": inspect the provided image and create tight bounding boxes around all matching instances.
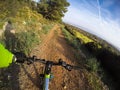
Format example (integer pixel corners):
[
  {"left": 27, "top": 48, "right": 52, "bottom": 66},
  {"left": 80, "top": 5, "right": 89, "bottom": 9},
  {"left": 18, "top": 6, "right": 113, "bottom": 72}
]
[
  {"left": 21, "top": 63, "right": 43, "bottom": 89},
  {"left": 4, "top": 21, "right": 16, "bottom": 52},
  {"left": 0, "top": 63, "right": 20, "bottom": 90}
]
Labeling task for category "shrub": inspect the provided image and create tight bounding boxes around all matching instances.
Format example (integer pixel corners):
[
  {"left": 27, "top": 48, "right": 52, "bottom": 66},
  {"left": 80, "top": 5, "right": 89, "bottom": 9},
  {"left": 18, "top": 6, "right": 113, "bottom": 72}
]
[
  {"left": 15, "top": 30, "right": 39, "bottom": 56},
  {"left": 42, "top": 24, "right": 53, "bottom": 34},
  {"left": 86, "top": 58, "right": 100, "bottom": 73}
]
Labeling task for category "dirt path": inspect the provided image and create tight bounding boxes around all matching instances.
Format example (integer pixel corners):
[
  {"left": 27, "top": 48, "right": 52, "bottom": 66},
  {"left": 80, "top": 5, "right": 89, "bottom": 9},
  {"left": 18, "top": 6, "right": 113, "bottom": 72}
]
[{"left": 16, "top": 25, "right": 90, "bottom": 90}]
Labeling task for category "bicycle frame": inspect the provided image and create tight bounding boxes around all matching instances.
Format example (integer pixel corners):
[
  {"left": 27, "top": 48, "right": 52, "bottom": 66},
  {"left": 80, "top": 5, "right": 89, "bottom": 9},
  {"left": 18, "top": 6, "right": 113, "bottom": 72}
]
[{"left": 43, "top": 61, "right": 54, "bottom": 90}]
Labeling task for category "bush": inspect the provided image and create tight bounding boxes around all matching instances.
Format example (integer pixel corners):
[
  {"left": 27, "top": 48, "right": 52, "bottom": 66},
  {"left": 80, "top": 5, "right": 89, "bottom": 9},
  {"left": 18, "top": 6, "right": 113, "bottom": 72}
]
[
  {"left": 15, "top": 31, "right": 39, "bottom": 56},
  {"left": 86, "top": 58, "right": 100, "bottom": 73},
  {"left": 42, "top": 24, "right": 53, "bottom": 34}
]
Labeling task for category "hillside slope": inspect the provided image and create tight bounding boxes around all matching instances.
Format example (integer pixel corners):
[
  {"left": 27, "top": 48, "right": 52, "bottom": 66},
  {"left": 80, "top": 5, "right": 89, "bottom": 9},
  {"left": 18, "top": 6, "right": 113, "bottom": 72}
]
[{"left": 0, "top": 4, "right": 109, "bottom": 90}]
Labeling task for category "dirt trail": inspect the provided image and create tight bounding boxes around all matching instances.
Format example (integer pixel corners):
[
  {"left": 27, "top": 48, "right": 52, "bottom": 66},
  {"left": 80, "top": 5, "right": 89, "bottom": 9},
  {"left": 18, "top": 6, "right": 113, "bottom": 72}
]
[{"left": 17, "top": 25, "right": 90, "bottom": 90}]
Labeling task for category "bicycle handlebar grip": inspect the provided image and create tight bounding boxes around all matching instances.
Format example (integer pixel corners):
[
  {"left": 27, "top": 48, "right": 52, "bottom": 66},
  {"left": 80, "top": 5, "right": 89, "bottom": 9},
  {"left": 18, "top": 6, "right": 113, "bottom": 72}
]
[
  {"left": 65, "top": 64, "right": 73, "bottom": 71},
  {"left": 59, "top": 59, "right": 66, "bottom": 66},
  {"left": 58, "top": 59, "right": 73, "bottom": 71},
  {"left": 14, "top": 52, "right": 26, "bottom": 63}
]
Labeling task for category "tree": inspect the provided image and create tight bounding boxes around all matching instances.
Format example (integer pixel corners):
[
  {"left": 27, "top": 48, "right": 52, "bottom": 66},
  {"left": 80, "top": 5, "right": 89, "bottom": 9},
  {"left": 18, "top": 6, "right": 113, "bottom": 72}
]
[{"left": 38, "top": 0, "right": 70, "bottom": 21}]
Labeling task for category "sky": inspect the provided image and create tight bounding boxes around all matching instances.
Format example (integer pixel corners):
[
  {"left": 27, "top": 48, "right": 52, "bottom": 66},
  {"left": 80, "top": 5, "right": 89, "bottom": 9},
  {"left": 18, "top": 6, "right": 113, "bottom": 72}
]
[{"left": 63, "top": 0, "right": 120, "bottom": 51}]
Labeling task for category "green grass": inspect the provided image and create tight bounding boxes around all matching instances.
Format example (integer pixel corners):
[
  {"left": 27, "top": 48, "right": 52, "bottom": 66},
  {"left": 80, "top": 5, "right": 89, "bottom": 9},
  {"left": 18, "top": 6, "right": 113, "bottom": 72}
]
[
  {"left": 42, "top": 24, "right": 53, "bottom": 34},
  {"left": 86, "top": 58, "right": 100, "bottom": 73},
  {"left": 62, "top": 27, "right": 79, "bottom": 49},
  {"left": 0, "top": 6, "right": 55, "bottom": 56},
  {"left": 0, "top": 30, "right": 40, "bottom": 56},
  {"left": 73, "top": 30, "right": 94, "bottom": 43}
]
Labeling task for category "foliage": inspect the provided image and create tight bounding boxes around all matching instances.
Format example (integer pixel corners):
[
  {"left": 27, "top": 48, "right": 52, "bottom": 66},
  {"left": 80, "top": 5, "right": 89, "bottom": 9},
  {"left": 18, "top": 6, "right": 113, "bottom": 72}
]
[
  {"left": 62, "top": 24, "right": 109, "bottom": 89},
  {"left": 0, "top": 0, "right": 38, "bottom": 19},
  {"left": 15, "top": 31, "right": 39, "bottom": 56},
  {"left": 64, "top": 23, "right": 120, "bottom": 55},
  {"left": 73, "top": 29, "right": 94, "bottom": 44},
  {"left": 85, "top": 71, "right": 108, "bottom": 90},
  {"left": 42, "top": 24, "right": 53, "bottom": 34},
  {"left": 0, "top": 4, "right": 53, "bottom": 55},
  {"left": 62, "top": 27, "right": 78, "bottom": 48},
  {"left": 14, "top": 6, "right": 45, "bottom": 24},
  {"left": 86, "top": 58, "right": 100, "bottom": 73},
  {"left": 0, "top": 0, "right": 69, "bottom": 22},
  {"left": 62, "top": 26, "right": 101, "bottom": 73},
  {"left": 38, "top": 0, "right": 70, "bottom": 21},
  {"left": 64, "top": 24, "right": 100, "bottom": 46},
  {"left": 0, "top": 30, "right": 40, "bottom": 56},
  {"left": 0, "top": 0, "right": 23, "bottom": 17}
]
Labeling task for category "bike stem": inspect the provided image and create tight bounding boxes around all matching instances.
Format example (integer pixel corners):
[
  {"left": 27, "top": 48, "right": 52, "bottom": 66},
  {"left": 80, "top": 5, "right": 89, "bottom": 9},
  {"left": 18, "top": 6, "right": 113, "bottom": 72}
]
[
  {"left": 45, "top": 61, "right": 53, "bottom": 74},
  {"left": 44, "top": 61, "right": 53, "bottom": 90}
]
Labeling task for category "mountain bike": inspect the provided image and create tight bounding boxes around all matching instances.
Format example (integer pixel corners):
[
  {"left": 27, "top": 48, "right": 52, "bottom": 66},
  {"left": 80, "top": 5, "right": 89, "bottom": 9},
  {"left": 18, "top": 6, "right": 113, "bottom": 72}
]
[{"left": 17, "top": 55, "right": 81, "bottom": 90}]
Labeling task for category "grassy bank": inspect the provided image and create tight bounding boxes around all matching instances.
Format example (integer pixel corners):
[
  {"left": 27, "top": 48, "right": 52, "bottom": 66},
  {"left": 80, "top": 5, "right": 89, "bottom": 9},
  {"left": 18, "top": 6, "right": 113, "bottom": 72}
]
[
  {"left": 62, "top": 24, "right": 109, "bottom": 90},
  {"left": 0, "top": 6, "right": 55, "bottom": 55}
]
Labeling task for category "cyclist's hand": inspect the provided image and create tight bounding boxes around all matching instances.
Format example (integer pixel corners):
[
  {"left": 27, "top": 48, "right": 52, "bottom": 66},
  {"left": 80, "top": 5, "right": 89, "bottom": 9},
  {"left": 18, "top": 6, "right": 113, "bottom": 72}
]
[{"left": 13, "top": 52, "right": 26, "bottom": 63}]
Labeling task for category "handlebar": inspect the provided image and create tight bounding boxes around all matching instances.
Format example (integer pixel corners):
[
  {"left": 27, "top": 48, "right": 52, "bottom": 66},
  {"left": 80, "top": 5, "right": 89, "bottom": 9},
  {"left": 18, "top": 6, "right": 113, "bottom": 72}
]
[{"left": 25, "top": 56, "right": 81, "bottom": 71}]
